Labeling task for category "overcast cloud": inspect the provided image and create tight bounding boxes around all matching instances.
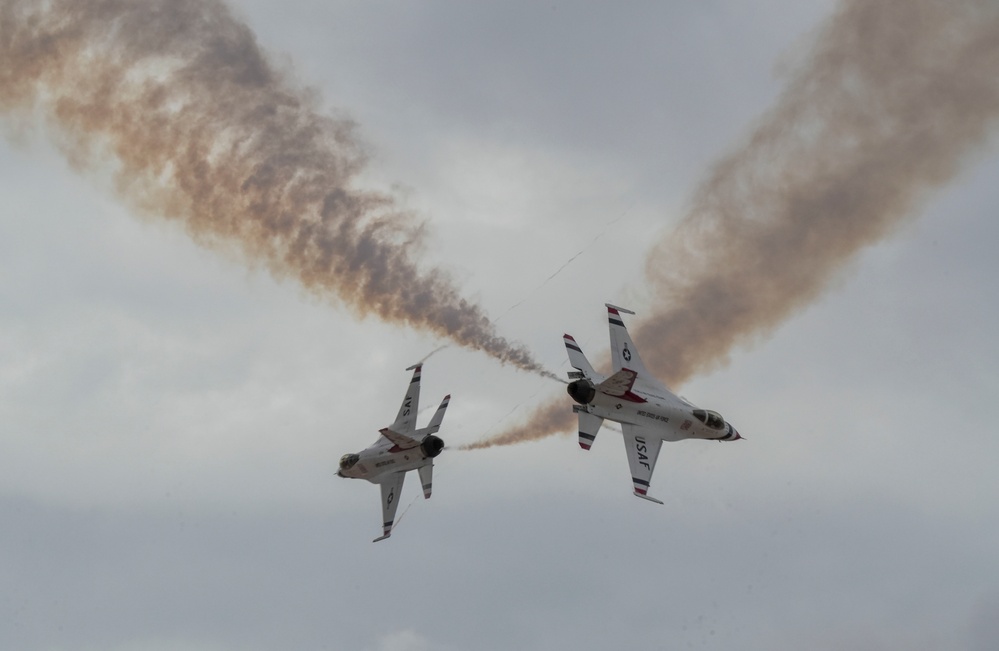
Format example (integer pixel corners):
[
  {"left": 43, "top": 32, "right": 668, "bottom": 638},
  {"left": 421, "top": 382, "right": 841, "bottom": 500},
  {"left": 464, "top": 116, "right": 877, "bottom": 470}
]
[{"left": 1, "top": 1, "right": 997, "bottom": 650}]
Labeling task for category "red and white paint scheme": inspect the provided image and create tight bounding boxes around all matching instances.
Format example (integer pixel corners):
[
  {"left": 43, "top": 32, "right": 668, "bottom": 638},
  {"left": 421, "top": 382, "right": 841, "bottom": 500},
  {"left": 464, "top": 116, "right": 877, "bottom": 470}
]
[
  {"left": 337, "top": 364, "right": 450, "bottom": 542},
  {"left": 565, "top": 304, "right": 743, "bottom": 504}
]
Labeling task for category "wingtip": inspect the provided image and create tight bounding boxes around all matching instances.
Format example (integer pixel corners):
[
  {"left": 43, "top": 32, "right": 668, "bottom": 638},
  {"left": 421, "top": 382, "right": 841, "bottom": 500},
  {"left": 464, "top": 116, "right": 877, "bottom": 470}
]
[
  {"left": 405, "top": 363, "right": 423, "bottom": 371},
  {"left": 605, "top": 302, "right": 636, "bottom": 315},
  {"left": 563, "top": 333, "right": 576, "bottom": 341},
  {"left": 372, "top": 533, "right": 392, "bottom": 542},
  {"left": 633, "top": 491, "right": 664, "bottom": 505}
]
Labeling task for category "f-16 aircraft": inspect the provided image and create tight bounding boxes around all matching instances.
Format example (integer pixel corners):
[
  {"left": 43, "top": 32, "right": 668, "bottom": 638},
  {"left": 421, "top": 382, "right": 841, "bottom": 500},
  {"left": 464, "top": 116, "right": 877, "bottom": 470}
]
[
  {"left": 564, "top": 304, "right": 742, "bottom": 503},
  {"left": 337, "top": 364, "right": 450, "bottom": 542}
]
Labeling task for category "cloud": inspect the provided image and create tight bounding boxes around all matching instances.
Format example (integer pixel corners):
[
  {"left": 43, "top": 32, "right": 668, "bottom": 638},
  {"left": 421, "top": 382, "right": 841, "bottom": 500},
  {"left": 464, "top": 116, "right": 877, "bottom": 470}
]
[
  {"left": 468, "top": 0, "right": 999, "bottom": 448},
  {"left": 374, "top": 630, "right": 433, "bottom": 651},
  {"left": 0, "top": 0, "right": 551, "bottom": 375}
]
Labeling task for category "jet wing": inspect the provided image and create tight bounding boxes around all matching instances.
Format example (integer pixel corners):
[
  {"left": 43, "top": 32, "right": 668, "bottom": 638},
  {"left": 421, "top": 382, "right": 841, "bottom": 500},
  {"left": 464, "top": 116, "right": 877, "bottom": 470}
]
[
  {"left": 606, "top": 304, "right": 669, "bottom": 392},
  {"left": 390, "top": 364, "right": 422, "bottom": 434},
  {"left": 621, "top": 423, "right": 664, "bottom": 504},
  {"left": 373, "top": 471, "right": 406, "bottom": 542}
]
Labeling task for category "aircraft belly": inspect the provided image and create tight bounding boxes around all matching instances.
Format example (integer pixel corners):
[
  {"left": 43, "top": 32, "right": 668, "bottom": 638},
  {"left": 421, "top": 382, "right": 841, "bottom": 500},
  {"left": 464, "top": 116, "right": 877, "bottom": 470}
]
[
  {"left": 587, "top": 402, "right": 641, "bottom": 425},
  {"left": 355, "top": 449, "right": 426, "bottom": 482},
  {"left": 590, "top": 393, "right": 641, "bottom": 420},
  {"left": 628, "top": 400, "right": 699, "bottom": 441}
]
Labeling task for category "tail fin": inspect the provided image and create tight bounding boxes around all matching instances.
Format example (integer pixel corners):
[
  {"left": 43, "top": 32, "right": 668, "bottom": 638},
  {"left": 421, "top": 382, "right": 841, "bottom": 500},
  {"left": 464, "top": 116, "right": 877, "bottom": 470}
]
[
  {"left": 563, "top": 334, "right": 597, "bottom": 379},
  {"left": 573, "top": 405, "right": 604, "bottom": 450},
  {"left": 595, "top": 368, "right": 645, "bottom": 403},
  {"left": 425, "top": 394, "right": 450, "bottom": 434}
]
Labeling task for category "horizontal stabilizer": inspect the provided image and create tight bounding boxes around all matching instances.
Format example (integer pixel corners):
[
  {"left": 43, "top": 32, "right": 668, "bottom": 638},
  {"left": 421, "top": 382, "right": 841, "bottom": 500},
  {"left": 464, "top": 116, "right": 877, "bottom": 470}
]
[
  {"left": 425, "top": 395, "right": 450, "bottom": 434},
  {"left": 577, "top": 411, "right": 604, "bottom": 450},
  {"left": 563, "top": 334, "right": 597, "bottom": 378},
  {"left": 418, "top": 462, "right": 434, "bottom": 499}
]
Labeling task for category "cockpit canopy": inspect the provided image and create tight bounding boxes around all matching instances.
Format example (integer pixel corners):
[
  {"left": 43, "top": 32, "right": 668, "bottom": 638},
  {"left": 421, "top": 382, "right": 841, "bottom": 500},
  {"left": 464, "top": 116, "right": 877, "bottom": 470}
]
[
  {"left": 339, "top": 454, "right": 360, "bottom": 470},
  {"left": 692, "top": 409, "right": 726, "bottom": 430}
]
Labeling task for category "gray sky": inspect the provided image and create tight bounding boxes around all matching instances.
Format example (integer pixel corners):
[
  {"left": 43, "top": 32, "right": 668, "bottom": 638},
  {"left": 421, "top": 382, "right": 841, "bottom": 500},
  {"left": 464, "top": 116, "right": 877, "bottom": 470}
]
[{"left": 2, "top": 1, "right": 998, "bottom": 650}]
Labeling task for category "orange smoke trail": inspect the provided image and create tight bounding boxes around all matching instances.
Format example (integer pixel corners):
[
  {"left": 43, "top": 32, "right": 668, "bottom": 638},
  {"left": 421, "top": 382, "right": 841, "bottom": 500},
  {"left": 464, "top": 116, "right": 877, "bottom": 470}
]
[
  {"left": 467, "top": 0, "right": 999, "bottom": 449},
  {"left": 461, "top": 401, "right": 573, "bottom": 451},
  {"left": 0, "top": 0, "right": 551, "bottom": 375}
]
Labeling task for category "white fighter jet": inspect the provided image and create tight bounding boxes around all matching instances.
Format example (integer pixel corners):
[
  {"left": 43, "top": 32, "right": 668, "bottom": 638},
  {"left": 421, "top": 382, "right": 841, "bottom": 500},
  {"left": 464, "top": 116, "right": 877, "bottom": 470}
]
[
  {"left": 337, "top": 364, "right": 450, "bottom": 542},
  {"left": 564, "top": 304, "right": 742, "bottom": 503}
]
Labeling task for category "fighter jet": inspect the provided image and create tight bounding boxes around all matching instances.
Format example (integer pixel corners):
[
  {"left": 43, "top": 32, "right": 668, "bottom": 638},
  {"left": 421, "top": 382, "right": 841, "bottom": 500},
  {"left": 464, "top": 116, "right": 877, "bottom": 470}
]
[
  {"left": 337, "top": 364, "right": 450, "bottom": 542},
  {"left": 564, "top": 304, "right": 742, "bottom": 503}
]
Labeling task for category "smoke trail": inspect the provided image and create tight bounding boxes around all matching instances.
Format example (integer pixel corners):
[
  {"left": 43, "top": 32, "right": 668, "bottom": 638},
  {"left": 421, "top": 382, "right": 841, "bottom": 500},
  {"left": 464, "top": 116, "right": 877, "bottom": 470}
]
[
  {"left": 461, "top": 400, "right": 571, "bottom": 451},
  {"left": 415, "top": 345, "right": 450, "bottom": 366},
  {"left": 0, "top": 0, "right": 551, "bottom": 375},
  {"left": 467, "top": 0, "right": 999, "bottom": 449}
]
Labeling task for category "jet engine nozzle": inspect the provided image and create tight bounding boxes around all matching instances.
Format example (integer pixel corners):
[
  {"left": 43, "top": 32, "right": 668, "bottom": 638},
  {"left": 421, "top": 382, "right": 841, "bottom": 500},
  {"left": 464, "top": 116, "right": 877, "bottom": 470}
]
[
  {"left": 567, "top": 378, "right": 596, "bottom": 405},
  {"left": 421, "top": 435, "right": 445, "bottom": 458}
]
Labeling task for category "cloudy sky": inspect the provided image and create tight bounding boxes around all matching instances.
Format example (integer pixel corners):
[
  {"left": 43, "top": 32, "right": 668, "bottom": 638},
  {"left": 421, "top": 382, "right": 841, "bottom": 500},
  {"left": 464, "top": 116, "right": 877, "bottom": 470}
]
[{"left": 2, "top": 1, "right": 998, "bottom": 650}]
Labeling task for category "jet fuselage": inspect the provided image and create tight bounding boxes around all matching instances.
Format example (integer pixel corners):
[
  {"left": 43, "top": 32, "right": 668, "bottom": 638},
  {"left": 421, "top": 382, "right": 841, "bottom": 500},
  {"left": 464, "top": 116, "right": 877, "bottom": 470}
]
[
  {"left": 337, "top": 435, "right": 443, "bottom": 483},
  {"left": 568, "top": 378, "right": 740, "bottom": 443}
]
